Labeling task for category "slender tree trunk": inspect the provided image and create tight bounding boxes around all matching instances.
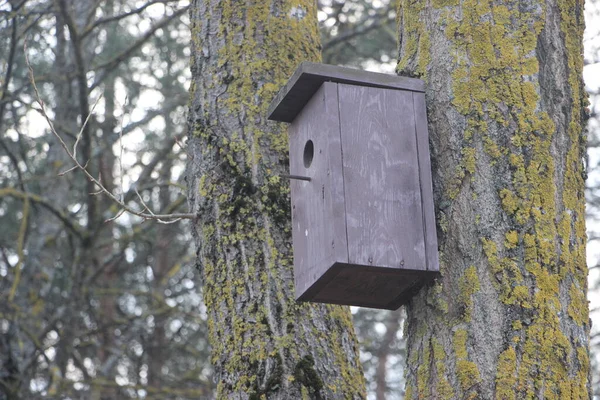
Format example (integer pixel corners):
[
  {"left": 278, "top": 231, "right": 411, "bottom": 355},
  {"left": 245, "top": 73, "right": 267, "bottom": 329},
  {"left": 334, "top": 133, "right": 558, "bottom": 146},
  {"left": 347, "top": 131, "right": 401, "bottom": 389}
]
[
  {"left": 146, "top": 151, "right": 175, "bottom": 389},
  {"left": 95, "top": 59, "right": 118, "bottom": 400},
  {"left": 375, "top": 311, "right": 401, "bottom": 400},
  {"left": 397, "top": 0, "right": 590, "bottom": 399},
  {"left": 186, "top": 1, "right": 365, "bottom": 398},
  {"left": 48, "top": 5, "right": 85, "bottom": 393}
]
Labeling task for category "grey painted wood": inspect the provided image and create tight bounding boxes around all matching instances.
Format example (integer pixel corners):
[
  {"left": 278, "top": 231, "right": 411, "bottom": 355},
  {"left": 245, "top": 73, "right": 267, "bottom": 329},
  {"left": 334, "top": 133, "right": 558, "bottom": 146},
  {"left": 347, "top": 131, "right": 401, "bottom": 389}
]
[
  {"left": 413, "top": 92, "right": 440, "bottom": 272},
  {"left": 278, "top": 67, "right": 439, "bottom": 309},
  {"left": 288, "top": 82, "right": 349, "bottom": 299},
  {"left": 338, "top": 84, "right": 427, "bottom": 271},
  {"left": 311, "top": 263, "right": 435, "bottom": 309},
  {"left": 268, "top": 62, "right": 425, "bottom": 123}
]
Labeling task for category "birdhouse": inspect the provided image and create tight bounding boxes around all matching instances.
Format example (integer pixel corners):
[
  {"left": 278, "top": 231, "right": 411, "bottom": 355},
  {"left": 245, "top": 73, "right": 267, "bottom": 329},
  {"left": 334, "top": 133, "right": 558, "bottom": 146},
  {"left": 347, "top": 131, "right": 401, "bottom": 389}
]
[{"left": 267, "top": 62, "right": 439, "bottom": 310}]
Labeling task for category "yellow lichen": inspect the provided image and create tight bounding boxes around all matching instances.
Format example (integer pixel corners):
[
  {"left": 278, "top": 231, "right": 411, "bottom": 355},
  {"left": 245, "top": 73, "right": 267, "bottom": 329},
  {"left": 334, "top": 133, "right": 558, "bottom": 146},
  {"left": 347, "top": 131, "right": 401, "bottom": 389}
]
[
  {"left": 399, "top": 0, "right": 589, "bottom": 396},
  {"left": 459, "top": 266, "right": 480, "bottom": 321},
  {"left": 496, "top": 346, "right": 517, "bottom": 400},
  {"left": 504, "top": 231, "right": 518, "bottom": 249},
  {"left": 453, "top": 329, "right": 480, "bottom": 395},
  {"left": 432, "top": 339, "right": 455, "bottom": 399},
  {"left": 416, "top": 339, "right": 431, "bottom": 398},
  {"left": 568, "top": 282, "right": 588, "bottom": 326}
]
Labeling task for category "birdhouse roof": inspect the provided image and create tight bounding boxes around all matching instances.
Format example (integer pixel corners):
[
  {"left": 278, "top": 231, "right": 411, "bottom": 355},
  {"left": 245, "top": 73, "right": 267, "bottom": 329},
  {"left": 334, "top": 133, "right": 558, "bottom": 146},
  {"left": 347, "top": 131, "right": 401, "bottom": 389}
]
[{"left": 267, "top": 62, "right": 425, "bottom": 123}]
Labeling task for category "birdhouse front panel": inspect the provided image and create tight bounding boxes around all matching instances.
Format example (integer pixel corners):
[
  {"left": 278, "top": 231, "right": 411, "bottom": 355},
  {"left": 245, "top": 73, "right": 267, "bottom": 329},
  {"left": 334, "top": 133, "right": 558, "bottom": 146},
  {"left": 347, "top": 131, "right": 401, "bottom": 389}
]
[{"left": 268, "top": 62, "right": 439, "bottom": 310}]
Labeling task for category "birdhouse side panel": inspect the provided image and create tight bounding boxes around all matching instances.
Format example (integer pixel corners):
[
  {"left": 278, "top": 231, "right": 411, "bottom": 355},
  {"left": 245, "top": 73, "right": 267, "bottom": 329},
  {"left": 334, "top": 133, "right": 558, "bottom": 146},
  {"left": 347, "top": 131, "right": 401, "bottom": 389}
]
[
  {"left": 288, "top": 82, "right": 349, "bottom": 299},
  {"left": 337, "top": 84, "right": 427, "bottom": 271},
  {"left": 413, "top": 92, "right": 440, "bottom": 272}
]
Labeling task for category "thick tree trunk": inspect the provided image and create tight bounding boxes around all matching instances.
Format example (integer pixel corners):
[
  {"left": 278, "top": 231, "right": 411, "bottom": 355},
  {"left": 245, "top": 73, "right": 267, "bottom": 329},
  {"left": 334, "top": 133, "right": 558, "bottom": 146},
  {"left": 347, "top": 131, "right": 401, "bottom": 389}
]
[
  {"left": 398, "top": 0, "right": 590, "bottom": 399},
  {"left": 186, "top": 1, "right": 365, "bottom": 399}
]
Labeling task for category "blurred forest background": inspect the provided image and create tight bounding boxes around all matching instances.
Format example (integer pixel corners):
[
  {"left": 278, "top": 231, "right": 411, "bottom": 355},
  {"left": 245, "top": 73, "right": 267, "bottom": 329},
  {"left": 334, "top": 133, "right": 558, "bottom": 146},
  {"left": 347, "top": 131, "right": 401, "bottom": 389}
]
[{"left": 0, "top": 0, "right": 598, "bottom": 399}]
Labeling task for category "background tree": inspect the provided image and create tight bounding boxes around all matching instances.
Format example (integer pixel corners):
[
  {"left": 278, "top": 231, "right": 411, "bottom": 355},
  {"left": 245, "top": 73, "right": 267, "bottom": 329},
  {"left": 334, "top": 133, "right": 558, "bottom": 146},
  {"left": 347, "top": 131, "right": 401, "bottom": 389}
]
[
  {"left": 185, "top": 0, "right": 365, "bottom": 398},
  {"left": 397, "top": 0, "right": 591, "bottom": 398},
  {"left": 0, "top": 1, "right": 212, "bottom": 398},
  {"left": 319, "top": 0, "right": 396, "bottom": 69}
]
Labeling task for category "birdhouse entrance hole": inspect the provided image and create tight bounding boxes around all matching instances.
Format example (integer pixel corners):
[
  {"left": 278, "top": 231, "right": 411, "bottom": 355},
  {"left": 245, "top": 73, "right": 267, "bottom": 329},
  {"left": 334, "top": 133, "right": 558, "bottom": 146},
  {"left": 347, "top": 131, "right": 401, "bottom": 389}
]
[{"left": 303, "top": 140, "right": 314, "bottom": 168}]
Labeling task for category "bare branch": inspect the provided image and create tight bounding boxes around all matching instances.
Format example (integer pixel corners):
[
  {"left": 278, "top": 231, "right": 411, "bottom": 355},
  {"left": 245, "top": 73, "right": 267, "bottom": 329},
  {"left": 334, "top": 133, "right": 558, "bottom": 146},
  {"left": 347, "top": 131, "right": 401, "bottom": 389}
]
[
  {"left": 118, "top": 95, "right": 127, "bottom": 201},
  {"left": 73, "top": 94, "right": 102, "bottom": 160},
  {"left": 89, "top": 5, "right": 189, "bottom": 91},
  {"left": 81, "top": 0, "right": 184, "bottom": 38},
  {"left": 322, "top": 10, "right": 395, "bottom": 51},
  {"left": 25, "top": 43, "right": 194, "bottom": 223},
  {"left": 0, "top": 187, "right": 85, "bottom": 238},
  {"left": 57, "top": 0, "right": 97, "bottom": 225},
  {"left": 58, "top": 164, "right": 79, "bottom": 176}
]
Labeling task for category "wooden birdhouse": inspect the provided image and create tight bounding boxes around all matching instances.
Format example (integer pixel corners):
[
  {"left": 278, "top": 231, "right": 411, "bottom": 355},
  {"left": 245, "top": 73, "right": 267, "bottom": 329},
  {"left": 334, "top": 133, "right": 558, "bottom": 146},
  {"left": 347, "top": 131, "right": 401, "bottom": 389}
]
[{"left": 267, "top": 62, "right": 439, "bottom": 310}]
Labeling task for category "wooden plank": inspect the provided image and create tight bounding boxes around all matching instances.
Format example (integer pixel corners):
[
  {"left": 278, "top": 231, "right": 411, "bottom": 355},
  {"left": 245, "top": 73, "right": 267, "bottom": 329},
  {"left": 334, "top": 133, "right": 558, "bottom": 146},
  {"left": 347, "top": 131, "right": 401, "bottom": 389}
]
[
  {"left": 413, "top": 92, "right": 440, "bottom": 272},
  {"left": 288, "top": 82, "right": 348, "bottom": 300},
  {"left": 310, "top": 263, "right": 433, "bottom": 309},
  {"left": 268, "top": 62, "right": 425, "bottom": 123},
  {"left": 337, "top": 84, "right": 427, "bottom": 271}
]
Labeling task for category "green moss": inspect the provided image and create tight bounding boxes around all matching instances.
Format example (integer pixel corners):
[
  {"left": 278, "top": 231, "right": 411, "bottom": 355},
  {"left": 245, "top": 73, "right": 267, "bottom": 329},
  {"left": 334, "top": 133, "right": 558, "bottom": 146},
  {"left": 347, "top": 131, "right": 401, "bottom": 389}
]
[
  {"left": 462, "top": 147, "right": 477, "bottom": 174},
  {"left": 432, "top": 339, "right": 455, "bottom": 399},
  {"left": 499, "top": 189, "right": 519, "bottom": 215},
  {"left": 511, "top": 320, "right": 522, "bottom": 331},
  {"left": 483, "top": 136, "right": 502, "bottom": 159},
  {"left": 326, "top": 305, "right": 367, "bottom": 396},
  {"left": 507, "top": 285, "right": 531, "bottom": 308},
  {"left": 404, "top": 384, "right": 414, "bottom": 400},
  {"left": 416, "top": 339, "right": 431, "bottom": 398},
  {"left": 432, "top": 0, "right": 459, "bottom": 6},
  {"left": 427, "top": 282, "right": 449, "bottom": 313},
  {"left": 293, "top": 355, "right": 323, "bottom": 397},
  {"left": 396, "top": 1, "right": 430, "bottom": 78}
]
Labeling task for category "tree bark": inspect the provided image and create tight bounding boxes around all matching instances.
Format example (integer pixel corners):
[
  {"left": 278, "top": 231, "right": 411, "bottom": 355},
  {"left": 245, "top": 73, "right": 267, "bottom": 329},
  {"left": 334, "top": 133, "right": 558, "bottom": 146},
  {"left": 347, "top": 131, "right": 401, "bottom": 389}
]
[
  {"left": 186, "top": 1, "right": 365, "bottom": 399},
  {"left": 397, "top": 0, "right": 590, "bottom": 399}
]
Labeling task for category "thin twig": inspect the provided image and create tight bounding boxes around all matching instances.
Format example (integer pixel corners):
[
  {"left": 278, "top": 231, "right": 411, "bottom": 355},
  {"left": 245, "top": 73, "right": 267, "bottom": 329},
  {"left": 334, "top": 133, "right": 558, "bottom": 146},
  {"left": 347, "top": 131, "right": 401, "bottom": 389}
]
[
  {"left": 89, "top": 6, "right": 189, "bottom": 91},
  {"left": 81, "top": 0, "right": 183, "bottom": 39},
  {"left": 118, "top": 95, "right": 127, "bottom": 201},
  {"left": 73, "top": 94, "right": 103, "bottom": 160},
  {"left": 105, "top": 208, "right": 126, "bottom": 223},
  {"left": 25, "top": 42, "right": 194, "bottom": 223},
  {"left": 58, "top": 164, "right": 79, "bottom": 176},
  {"left": 0, "top": 187, "right": 84, "bottom": 237}
]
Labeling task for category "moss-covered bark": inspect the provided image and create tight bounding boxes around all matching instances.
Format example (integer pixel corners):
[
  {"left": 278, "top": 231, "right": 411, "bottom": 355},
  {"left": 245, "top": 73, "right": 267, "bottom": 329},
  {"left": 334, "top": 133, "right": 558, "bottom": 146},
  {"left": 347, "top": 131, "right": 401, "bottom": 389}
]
[
  {"left": 397, "top": 0, "right": 590, "bottom": 398},
  {"left": 186, "top": 1, "right": 365, "bottom": 398}
]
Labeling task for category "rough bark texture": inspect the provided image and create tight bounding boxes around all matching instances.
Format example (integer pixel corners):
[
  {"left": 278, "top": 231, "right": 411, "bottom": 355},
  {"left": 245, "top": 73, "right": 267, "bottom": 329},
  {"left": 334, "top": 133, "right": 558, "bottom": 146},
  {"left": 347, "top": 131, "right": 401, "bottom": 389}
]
[
  {"left": 186, "top": 1, "right": 365, "bottom": 399},
  {"left": 397, "top": 0, "right": 590, "bottom": 399}
]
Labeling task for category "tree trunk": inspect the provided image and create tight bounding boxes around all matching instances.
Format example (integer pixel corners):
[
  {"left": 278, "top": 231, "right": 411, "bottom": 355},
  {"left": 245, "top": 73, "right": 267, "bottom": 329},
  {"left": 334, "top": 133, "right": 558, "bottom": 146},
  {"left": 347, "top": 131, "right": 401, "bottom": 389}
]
[
  {"left": 375, "top": 311, "right": 401, "bottom": 400},
  {"left": 397, "top": 0, "right": 590, "bottom": 399},
  {"left": 186, "top": 1, "right": 365, "bottom": 399}
]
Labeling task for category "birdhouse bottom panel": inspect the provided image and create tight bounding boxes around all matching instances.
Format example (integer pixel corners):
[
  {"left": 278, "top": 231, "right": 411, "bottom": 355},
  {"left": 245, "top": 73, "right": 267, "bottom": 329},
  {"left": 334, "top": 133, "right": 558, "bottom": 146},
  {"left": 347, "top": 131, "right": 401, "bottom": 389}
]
[{"left": 296, "top": 263, "right": 436, "bottom": 310}]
